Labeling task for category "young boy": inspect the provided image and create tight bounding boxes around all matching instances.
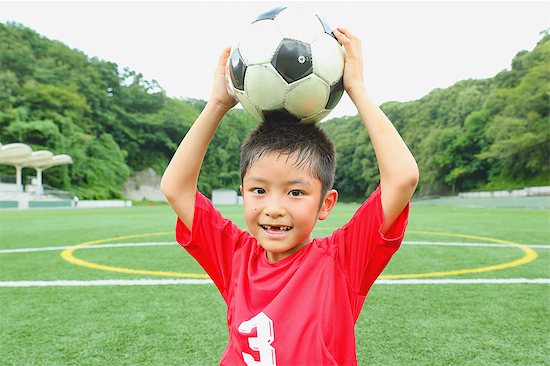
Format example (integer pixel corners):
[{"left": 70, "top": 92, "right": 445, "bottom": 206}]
[{"left": 161, "top": 28, "right": 419, "bottom": 365}]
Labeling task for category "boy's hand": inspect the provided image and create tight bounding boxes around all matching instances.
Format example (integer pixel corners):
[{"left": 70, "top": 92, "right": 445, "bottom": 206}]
[
  {"left": 333, "top": 27, "right": 366, "bottom": 99},
  {"left": 210, "top": 47, "right": 237, "bottom": 111}
]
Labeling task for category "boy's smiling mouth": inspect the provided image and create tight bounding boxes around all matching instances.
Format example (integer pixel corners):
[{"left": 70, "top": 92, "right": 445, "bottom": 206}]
[{"left": 260, "top": 224, "right": 293, "bottom": 233}]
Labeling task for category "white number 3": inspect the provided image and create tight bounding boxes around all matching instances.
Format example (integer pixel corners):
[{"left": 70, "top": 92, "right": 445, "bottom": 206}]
[{"left": 238, "top": 312, "right": 277, "bottom": 366}]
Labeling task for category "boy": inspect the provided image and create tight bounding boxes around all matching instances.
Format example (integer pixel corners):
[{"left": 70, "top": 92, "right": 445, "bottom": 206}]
[{"left": 161, "top": 28, "right": 419, "bottom": 365}]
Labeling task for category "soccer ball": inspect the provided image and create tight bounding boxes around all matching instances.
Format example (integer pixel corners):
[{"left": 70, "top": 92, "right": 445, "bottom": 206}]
[{"left": 226, "top": 6, "right": 345, "bottom": 124}]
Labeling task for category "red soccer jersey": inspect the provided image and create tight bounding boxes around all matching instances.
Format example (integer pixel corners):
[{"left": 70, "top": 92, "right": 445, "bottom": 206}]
[{"left": 176, "top": 186, "right": 409, "bottom": 365}]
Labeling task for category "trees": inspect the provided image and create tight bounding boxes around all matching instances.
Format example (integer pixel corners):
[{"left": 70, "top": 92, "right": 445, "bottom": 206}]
[
  {"left": 323, "top": 34, "right": 549, "bottom": 200},
  {"left": 479, "top": 35, "right": 550, "bottom": 187},
  {"left": 1, "top": 22, "right": 547, "bottom": 200},
  {"left": 0, "top": 22, "right": 258, "bottom": 199}
]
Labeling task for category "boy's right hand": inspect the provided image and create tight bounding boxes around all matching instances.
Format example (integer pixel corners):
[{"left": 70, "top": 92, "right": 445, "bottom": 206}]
[{"left": 210, "top": 47, "right": 237, "bottom": 111}]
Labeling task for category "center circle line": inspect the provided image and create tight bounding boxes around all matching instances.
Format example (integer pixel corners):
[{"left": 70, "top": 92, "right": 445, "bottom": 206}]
[{"left": 60, "top": 230, "right": 538, "bottom": 279}]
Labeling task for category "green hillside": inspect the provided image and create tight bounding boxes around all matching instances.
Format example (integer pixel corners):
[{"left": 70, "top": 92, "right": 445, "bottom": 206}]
[
  {"left": 324, "top": 31, "right": 549, "bottom": 200},
  {"left": 1, "top": 22, "right": 548, "bottom": 200}
]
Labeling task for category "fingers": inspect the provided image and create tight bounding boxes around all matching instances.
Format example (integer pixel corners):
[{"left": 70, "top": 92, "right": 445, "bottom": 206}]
[
  {"left": 334, "top": 27, "right": 356, "bottom": 44},
  {"left": 218, "top": 47, "right": 231, "bottom": 64},
  {"left": 220, "top": 47, "right": 231, "bottom": 59},
  {"left": 216, "top": 47, "right": 232, "bottom": 73},
  {"left": 334, "top": 27, "right": 361, "bottom": 56}
]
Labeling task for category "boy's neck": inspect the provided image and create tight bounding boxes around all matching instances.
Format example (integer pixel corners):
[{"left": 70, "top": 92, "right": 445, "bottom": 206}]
[{"left": 265, "top": 238, "right": 313, "bottom": 263}]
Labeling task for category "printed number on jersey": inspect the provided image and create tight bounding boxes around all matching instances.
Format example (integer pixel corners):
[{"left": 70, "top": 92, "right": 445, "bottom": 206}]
[{"left": 238, "top": 312, "right": 276, "bottom": 366}]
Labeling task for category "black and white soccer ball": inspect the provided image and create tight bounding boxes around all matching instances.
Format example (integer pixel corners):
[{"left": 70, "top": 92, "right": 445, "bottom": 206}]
[{"left": 226, "top": 6, "right": 345, "bottom": 124}]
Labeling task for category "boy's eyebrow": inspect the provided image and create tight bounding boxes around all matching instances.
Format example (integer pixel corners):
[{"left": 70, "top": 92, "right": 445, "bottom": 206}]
[
  {"left": 245, "top": 176, "right": 269, "bottom": 184},
  {"left": 245, "top": 177, "right": 312, "bottom": 186},
  {"left": 287, "top": 179, "right": 312, "bottom": 187}
]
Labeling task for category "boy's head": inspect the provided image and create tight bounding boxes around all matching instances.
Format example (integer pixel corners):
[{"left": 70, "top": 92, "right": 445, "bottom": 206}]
[
  {"left": 240, "top": 121, "right": 336, "bottom": 198},
  {"left": 239, "top": 121, "right": 338, "bottom": 263}
]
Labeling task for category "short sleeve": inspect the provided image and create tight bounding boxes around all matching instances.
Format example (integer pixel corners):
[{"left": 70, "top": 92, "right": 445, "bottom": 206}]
[
  {"left": 175, "top": 191, "right": 250, "bottom": 299},
  {"left": 327, "top": 186, "right": 409, "bottom": 296}
]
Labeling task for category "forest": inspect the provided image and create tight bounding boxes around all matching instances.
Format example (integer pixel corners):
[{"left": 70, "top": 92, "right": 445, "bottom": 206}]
[{"left": 0, "top": 22, "right": 548, "bottom": 201}]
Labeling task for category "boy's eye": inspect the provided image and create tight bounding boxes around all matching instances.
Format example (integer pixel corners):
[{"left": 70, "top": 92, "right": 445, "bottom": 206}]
[
  {"left": 289, "top": 190, "right": 303, "bottom": 197},
  {"left": 252, "top": 188, "right": 266, "bottom": 194}
]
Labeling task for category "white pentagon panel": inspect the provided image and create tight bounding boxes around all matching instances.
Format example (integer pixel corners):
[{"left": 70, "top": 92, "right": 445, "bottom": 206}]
[
  {"left": 245, "top": 64, "right": 288, "bottom": 110},
  {"left": 311, "top": 33, "right": 345, "bottom": 86},
  {"left": 285, "top": 74, "right": 329, "bottom": 118},
  {"left": 301, "top": 109, "right": 331, "bottom": 124},
  {"left": 235, "top": 89, "right": 263, "bottom": 121},
  {"left": 274, "top": 7, "right": 324, "bottom": 44},
  {"left": 238, "top": 20, "right": 283, "bottom": 65}
]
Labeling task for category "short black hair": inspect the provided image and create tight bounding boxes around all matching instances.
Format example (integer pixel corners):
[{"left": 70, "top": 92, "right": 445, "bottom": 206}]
[{"left": 240, "top": 121, "right": 336, "bottom": 197}]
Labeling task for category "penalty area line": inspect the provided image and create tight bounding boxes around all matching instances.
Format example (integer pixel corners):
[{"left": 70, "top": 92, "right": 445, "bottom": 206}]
[{"left": 0, "top": 278, "right": 549, "bottom": 287}]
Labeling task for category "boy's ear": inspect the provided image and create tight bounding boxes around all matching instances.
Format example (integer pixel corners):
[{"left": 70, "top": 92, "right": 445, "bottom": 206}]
[
  {"left": 239, "top": 185, "right": 243, "bottom": 195},
  {"left": 318, "top": 189, "right": 338, "bottom": 220}
]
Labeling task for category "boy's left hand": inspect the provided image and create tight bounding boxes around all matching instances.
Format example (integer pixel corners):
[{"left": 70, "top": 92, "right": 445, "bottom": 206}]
[{"left": 333, "top": 27, "right": 366, "bottom": 99}]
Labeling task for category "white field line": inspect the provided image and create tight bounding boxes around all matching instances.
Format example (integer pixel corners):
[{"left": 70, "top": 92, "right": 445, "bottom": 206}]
[
  {"left": 1, "top": 278, "right": 549, "bottom": 287},
  {"left": 0, "top": 279, "right": 214, "bottom": 287},
  {"left": 0, "top": 242, "right": 177, "bottom": 253},
  {"left": 1, "top": 241, "right": 549, "bottom": 254},
  {"left": 375, "top": 278, "right": 550, "bottom": 285}
]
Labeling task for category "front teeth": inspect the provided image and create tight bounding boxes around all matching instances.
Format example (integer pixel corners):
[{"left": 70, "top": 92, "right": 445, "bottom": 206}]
[{"left": 262, "top": 225, "right": 291, "bottom": 231}]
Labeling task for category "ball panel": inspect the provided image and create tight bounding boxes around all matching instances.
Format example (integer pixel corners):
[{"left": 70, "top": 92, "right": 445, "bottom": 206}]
[
  {"left": 263, "top": 108, "right": 301, "bottom": 124},
  {"left": 300, "top": 109, "right": 331, "bottom": 124},
  {"left": 325, "top": 77, "right": 344, "bottom": 110},
  {"left": 234, "top": 89, "right": 264, "bottom": 121},
  {"left": 285, "top": 74, "right": 329, "bottom": 118},
  {"left": 271, "top": 39, "right": 313, "bottom": 83},
  {"left": 311, "top": 33, "right": 345, "bottom": 86},
  {"left": 274, "top": 7, "right": 324, "bottom": 43},
  {"left": 239, "top": 21, "right": 283, "bottom": 65},
  {"left": 225, "top": 61, "right": 237, "bottom": 99},
  {"left": 254, "top": 6, "right": 287, "bottom": 22},
  {"left": 245, "top": 64, "right": 288, "bottom": 110},
  {"left": 229, "top": 48, "right": 246, "bottom": 91}
]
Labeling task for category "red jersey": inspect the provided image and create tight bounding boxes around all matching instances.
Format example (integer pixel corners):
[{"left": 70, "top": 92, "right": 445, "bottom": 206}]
[{"left": 176, "top": 186, "right": 409, "bottom": 365}]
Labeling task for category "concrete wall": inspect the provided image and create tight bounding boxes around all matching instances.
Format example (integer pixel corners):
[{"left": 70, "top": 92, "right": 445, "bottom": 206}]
[
  {"left": 0, "top": 183, "right": 22, "bottom": 193},
  {"left": 459, "top": 186, "right": 550, "bottom": 198},
  {"left": 124, "top": 168, "right": 166, "bottom": 202},
  {"left": 212, "top": 189, "right": 238, "bottom": 205},
  {"left": 78, "top": 200, "right": 132, "bottom": 208}
]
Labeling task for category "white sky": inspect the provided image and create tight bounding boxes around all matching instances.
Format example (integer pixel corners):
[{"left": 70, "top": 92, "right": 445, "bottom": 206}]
[{"left": 0, "top": 1, "right": 548, "bottom": 118}]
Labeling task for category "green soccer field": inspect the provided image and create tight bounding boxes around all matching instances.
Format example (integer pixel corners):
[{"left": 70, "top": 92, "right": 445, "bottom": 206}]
[{"left": 1, "top": 203, "right": 549, "bottom": 365}]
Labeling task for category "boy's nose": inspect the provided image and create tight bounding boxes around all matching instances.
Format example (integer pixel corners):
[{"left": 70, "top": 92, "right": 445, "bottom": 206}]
[{"left": 264, "top": 198, "right": 285, "bottom": 218}]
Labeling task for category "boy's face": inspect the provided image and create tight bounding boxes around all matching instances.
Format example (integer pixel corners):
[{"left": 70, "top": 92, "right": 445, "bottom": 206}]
[{"left": 241, "top": 151, "right": 337, "bottom": 263}]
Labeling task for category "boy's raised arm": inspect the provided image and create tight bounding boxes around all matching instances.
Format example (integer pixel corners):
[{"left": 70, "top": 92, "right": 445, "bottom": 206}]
[
  {"left": 334, "top": 28, "right": 419, "bottom": 234},
  {"left": 160, "top": 48, "right": 236, "bottom": 229}
]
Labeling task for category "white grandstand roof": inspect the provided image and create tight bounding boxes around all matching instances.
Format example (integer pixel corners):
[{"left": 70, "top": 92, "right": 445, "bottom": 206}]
[{"left": 0, "top": 143, "right": 72, "bottom": 169}]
